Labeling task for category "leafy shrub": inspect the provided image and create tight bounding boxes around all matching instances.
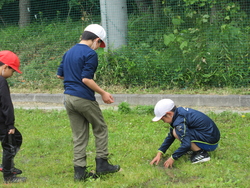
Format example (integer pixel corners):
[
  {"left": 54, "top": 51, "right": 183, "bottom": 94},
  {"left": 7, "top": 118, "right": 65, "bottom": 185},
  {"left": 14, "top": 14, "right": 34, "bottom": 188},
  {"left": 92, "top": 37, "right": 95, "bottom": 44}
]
[{"left": 118, "top": 102, "right": 131, "bottom": 114}]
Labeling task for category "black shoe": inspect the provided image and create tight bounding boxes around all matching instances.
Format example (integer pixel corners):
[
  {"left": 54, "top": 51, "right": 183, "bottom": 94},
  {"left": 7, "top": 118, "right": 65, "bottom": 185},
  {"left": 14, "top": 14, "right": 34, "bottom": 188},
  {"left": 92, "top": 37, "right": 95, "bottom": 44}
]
[
  {"left": 95, "top": 158, "right": 120, "bottom": 176},
  {"left": 0, "top": 165, "right": 22, "bottom": 175},
  {"left": 4, "top": 176, "right": 27, "bottom": 184},
  {"left": 74, "top": 166, "right": 97, "bottom": 181},
  {"left": 191, "top": 150, "right": 210, "bottom": 164}
]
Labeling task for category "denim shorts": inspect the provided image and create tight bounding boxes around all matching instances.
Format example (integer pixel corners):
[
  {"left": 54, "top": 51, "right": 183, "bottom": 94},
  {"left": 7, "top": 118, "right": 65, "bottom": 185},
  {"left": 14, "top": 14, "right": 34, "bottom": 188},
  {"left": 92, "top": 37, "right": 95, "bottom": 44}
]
[{"left": 194, "top": 142, "right": 218, "bottom": 151}]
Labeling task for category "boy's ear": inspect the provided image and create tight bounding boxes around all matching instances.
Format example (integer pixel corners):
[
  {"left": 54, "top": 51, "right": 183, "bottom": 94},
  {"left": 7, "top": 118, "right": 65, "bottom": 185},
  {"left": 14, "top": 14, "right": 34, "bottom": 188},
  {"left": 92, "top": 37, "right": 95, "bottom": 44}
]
[
  {"left": 97, "top": 38, "right": 102, "bottom": 43},
  {"left": 167, "top": 111, "right": 174, "bottom": 116}
]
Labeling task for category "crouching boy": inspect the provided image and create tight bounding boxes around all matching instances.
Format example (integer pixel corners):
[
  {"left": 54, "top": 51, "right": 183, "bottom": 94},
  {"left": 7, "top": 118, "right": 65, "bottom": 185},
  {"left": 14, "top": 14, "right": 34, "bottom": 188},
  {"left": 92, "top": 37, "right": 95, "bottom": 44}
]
[{"left": 150, "top": 99, "right": 220, "bottom": 168}]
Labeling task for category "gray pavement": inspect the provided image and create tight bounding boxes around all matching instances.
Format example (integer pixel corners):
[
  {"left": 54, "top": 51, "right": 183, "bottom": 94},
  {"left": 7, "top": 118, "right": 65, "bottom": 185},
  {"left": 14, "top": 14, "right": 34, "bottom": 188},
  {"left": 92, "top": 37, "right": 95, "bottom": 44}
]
[{"left": 11, "top": 93, "right": 250, "bottom": 113}]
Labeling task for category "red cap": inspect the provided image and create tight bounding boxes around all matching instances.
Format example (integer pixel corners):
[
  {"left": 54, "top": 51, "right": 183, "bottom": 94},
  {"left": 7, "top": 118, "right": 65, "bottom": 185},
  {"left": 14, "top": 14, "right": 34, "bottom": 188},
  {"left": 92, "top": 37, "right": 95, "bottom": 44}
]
[{"left": 0, "top": 50, "right": 22, "bottom": 73}]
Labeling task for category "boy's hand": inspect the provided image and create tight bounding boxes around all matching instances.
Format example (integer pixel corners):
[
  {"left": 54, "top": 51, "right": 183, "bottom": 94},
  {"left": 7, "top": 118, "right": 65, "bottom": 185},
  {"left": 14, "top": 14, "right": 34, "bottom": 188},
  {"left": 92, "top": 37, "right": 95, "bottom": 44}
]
[
  {"left": 102, "top": 92, "right": 114, "bottom": 104},
  {"left": 57, "top": 75, "right": 64, "bottom": 80},
  {"left": 164, "top": 157, "right": 175, "bottom": 168},
  {"left": 8, "top": 129, "right": 15, "bottom": 134},
  {"left": 150, "top": 152, "right": 162, "bottom": 165},
  {"left": 150, "top": 156, "right": 161, "bottom": 165}
]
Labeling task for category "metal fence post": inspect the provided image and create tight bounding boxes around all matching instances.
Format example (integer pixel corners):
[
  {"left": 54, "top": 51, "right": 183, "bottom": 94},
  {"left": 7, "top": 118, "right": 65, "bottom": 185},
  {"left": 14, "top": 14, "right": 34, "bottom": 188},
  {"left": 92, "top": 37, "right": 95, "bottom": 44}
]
[{"left": 100, "top": 0, "right": 128, "bottom": 50}]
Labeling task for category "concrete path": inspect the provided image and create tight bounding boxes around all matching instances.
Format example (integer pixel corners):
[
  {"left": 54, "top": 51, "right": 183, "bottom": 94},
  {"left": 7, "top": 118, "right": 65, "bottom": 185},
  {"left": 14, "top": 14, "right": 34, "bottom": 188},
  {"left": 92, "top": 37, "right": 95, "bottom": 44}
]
[{"left": 11, "top": 93, "right": 250, "bottom": 113}]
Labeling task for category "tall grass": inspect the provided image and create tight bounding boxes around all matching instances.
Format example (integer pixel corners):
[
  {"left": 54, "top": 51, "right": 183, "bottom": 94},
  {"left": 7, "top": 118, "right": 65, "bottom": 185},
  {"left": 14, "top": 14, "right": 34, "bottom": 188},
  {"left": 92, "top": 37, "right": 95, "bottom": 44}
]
[{"left": 5, "top": 107, "right": 250, "bottom": 187}]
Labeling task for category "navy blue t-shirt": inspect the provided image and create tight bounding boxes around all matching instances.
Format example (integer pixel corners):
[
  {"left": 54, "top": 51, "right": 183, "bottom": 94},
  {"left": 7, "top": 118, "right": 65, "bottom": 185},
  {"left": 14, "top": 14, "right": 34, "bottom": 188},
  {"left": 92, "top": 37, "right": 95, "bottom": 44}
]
[{"left": 57, "top": 44, "right": 98, "bottom": 101}]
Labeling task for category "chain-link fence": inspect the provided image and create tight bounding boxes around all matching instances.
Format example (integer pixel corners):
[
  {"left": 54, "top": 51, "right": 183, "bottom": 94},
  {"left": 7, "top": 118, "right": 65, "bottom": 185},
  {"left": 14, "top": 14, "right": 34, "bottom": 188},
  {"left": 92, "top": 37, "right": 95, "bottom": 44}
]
[{"left": 1, "top": 0, "right": 250, "bottom": 90}]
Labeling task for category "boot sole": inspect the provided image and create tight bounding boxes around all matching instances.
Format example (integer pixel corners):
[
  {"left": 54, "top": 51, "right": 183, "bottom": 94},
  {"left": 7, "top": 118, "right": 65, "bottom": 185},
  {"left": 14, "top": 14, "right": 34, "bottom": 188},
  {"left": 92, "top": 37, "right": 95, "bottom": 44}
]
[{"left": 96, "top": 166, "right": 121, "bottom": 176}]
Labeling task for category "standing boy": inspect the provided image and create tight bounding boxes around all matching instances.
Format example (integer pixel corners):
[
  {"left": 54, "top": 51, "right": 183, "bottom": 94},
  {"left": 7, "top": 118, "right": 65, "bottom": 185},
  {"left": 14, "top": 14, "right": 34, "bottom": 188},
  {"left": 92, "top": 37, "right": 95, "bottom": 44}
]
[
  {"left": 150, "top": 99, "right": 220, "bottom": 168},
  {"left": 57, "top": 24, "right": 120, "bottom": 181},
  {"left": 0, "top": 50, "right": 27, "bottom": 183}
]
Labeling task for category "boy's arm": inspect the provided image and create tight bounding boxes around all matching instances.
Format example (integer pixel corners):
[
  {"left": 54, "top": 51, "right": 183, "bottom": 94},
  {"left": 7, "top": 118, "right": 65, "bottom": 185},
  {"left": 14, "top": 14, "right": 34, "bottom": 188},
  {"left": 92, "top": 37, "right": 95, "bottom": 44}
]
[
  {"left": 82, "top": 78, "right": 114, "bottom": 104},
  {"left": 57, "top": 55, "right": 65, "bottom": 79},
  {"left": 0, "top": 79, "right": 15, "bottom": 130},
  {"left": 158, "top": 128, "right": 175, "bottom": 153}
]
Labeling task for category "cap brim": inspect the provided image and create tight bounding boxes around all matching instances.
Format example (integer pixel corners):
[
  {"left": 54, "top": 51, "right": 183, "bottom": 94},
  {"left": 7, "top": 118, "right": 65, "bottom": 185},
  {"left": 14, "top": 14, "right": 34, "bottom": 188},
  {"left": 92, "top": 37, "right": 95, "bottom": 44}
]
[
  {"left": 100, "top": 41, "right": 106, "bottom": 48},
  {"left": 16, "top": 69, "right": 22, "bottom": 74},
  {"left": 152, "top": 116, "right": 162, "bottom": 122},
  {"left": 11, "top": 67, "right": 22, "bottom": 74}
]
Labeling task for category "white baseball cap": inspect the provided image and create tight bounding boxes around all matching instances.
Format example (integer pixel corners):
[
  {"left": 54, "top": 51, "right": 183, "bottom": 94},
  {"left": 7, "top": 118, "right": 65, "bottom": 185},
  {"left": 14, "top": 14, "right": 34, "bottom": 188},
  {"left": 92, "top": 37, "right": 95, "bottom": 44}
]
[
  {"left": 84, "top": 24, "right": 106, "bottom": 48},
  {"left": 152, "top": 99, "right": 175, "bottom": 122}
]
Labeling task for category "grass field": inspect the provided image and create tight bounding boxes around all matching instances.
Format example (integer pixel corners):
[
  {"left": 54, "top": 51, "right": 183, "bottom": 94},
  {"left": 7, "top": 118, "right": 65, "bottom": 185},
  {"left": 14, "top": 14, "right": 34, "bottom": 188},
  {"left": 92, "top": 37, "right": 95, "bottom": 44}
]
[{"left": 3, "top": 107, "right": 250, "bottom": 188}]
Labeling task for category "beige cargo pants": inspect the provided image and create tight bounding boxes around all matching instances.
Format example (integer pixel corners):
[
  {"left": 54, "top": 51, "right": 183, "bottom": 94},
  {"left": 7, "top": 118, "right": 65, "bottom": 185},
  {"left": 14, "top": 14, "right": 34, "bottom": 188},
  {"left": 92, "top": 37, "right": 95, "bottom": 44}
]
[{"left": 64, "top": 94, "right": 109, "bottom": 167}]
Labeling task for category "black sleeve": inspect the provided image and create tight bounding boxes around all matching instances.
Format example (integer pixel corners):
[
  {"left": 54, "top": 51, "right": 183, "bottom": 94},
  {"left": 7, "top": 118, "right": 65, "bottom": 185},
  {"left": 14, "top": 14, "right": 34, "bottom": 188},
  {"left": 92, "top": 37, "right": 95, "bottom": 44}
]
[{"left": 0, "top": 77, "right": 15, "bottom": 130}]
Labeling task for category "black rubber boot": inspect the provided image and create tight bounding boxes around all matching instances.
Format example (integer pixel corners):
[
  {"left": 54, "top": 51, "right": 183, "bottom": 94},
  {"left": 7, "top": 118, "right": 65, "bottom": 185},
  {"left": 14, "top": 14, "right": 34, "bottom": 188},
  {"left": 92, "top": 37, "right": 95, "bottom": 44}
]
[
  {"left": 95, "top": 158, "right": 120, "bottom": 176},
  {"left": 0, "top": 164, "right": 22, "bottom": 175},
  {"left": 74, "top": 166, "right": 97, "bottom": 181}
]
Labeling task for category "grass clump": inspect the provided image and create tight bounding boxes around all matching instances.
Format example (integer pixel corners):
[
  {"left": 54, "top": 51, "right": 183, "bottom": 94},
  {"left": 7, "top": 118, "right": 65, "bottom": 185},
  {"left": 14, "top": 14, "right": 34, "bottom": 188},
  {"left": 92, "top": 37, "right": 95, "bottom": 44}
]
[{"left": 7, "top": 107, "right": 250, "bottom": 187}]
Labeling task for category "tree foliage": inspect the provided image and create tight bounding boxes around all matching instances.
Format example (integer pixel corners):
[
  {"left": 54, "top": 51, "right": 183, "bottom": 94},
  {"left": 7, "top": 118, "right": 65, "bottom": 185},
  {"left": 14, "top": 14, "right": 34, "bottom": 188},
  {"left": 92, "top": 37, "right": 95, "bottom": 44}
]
[{"left": 0, "top": 0, "right": 15, "bottom": 9}]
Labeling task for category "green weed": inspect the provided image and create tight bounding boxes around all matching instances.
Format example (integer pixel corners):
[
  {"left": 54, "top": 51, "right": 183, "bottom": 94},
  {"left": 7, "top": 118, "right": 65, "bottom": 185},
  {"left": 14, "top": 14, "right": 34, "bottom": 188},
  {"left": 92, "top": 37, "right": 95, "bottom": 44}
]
[{"left": 118, "top": 102, "right": 131, "bottom": 114}]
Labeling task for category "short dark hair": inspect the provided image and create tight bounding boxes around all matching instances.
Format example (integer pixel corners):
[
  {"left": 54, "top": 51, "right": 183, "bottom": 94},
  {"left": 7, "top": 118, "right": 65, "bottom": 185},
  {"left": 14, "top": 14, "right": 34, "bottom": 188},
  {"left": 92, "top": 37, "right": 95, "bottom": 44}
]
[
  {"left": 171, "top": 105, "right": 177, "bottom": 112},
  {"left": 81, "top": 31, "right": 99, "bottom": 40}
]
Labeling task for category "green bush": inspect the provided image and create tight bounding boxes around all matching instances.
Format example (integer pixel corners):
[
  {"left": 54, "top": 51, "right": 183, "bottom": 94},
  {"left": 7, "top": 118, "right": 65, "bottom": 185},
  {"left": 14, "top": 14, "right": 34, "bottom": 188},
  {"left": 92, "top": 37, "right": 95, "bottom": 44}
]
[{"left": 118, "top": 102, "right": 131, "bottom": 114}]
